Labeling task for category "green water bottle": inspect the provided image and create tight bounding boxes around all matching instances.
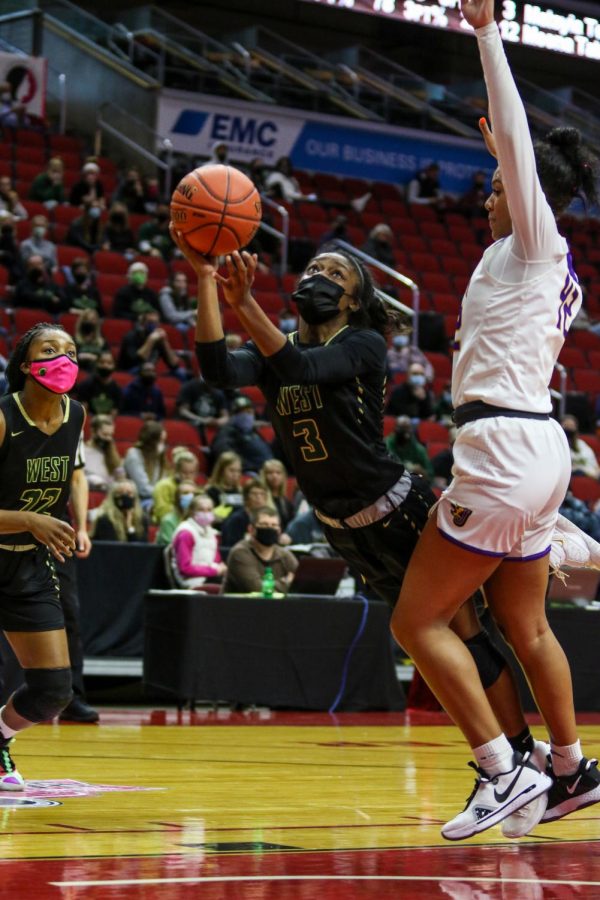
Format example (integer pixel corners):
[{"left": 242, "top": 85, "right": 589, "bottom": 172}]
[{"left": 262, "top": 565, "right": 275, "bottom": 599}]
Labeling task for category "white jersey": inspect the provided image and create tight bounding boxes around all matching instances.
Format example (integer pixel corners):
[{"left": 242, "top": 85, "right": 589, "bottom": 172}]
[{"left": 451, "top": 23, "right": 581, "bottom": 414}]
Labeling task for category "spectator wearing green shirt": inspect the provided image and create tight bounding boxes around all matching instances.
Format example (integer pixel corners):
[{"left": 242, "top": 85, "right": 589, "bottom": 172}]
[
  {"left": 152, "top": 447, "right": 200, "bottom": 522},
  {"left": 384, "top": 415, "right": 434, "bottom": 480},
  {"left": 28, "top": 157, "right": 66, "bottom": 206},
  {"left": 155, "top": 479, "right": 199, "bottom": 546},
  {"left": 138, "top": 203, "right": 174, "bottom": 261}
]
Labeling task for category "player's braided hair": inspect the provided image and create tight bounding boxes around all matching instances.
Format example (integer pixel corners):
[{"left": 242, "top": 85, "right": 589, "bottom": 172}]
[
  {"left": 534, "top": 127, "right": 599, "bottom": 215},
  {"left": 318, "top": 245, "right": 410, "bottom": 337},
  {"left": 6, "top": 322, "right": 67, "bottom": 393}
]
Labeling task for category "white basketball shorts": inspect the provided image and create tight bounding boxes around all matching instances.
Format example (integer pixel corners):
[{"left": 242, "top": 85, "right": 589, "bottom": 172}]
[{"left": 437, "top": 416, "right": 570, "bottom": 560}]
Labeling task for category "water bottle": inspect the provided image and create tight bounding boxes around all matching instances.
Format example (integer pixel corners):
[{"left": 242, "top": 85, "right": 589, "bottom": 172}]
[{"left": 261, "top": 565, "right": 275, "bottom": 599}]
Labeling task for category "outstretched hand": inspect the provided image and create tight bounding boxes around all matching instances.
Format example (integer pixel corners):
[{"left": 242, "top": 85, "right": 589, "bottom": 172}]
[
  {"left": 460, "top": 0, "right": 494, "bottom": 29},
  {"left": 479, "top": 116, "right": 497, "bottom": 159},
  {"left": 169, "top": 224, "right": 218, "bottom": 277},
  {"left": 215, "top": 250, "right": 258, "bottom": 309}
]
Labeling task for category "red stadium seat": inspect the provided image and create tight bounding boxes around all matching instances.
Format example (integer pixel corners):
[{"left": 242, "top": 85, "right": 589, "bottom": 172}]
[
  {"left": 580, "top": 434, "right": 600, "bottom": 459},
  {"left": 570, "top": 476, "right": 600, "bottom": 506},
  {"left": 49, "top": 134, "right": 83, "bottom": 154},
  {"left": 13, "top": 308, "right": 48, "bottom": 333},
  {"left": 94, "top": 250, "right": 129, "bottom": 275},
  {"left": 427, "top": 440, "right": 450, "bottom": 459},
  {"left": 156, "top": 376, "right": 181, "bottom": 398},
  {"left": 112, "top": 415, "right": 141, "bottom": 441},
  {"left": 54, "top": 206, "right": 81, "bottom": 226},
  {"left": 558, "top": 347, "right": 588, "bottom": 369},
  {"left": 96, "top": 273, "right": 127, "bottom": 297},
  {"left": 572, "top": 369, "right": 600, "bottom": 394},
  {"left": 57, "top": 245, "right": 89, "bottom": 268},
  {"left": 417, "top": 420, "right": 450, "bottom": 444},
  {"left": 239, "top": 385, "right": 266, "bottom": 413},
  {"left": 164, "top": 419, "right": 202, "bottom": 446}
]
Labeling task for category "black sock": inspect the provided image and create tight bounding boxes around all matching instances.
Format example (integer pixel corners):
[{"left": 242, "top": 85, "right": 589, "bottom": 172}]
[{"left": 508, "top": 726, "right": 534, "bottom": 756}]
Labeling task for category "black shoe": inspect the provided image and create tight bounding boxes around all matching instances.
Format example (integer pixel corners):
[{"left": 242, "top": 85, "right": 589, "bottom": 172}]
[
  {"left": 542, "top": 757, "right": 600, "bottom": 822},
  {"left": 58, "top": 698, "right": 100, "bottom": 723}
]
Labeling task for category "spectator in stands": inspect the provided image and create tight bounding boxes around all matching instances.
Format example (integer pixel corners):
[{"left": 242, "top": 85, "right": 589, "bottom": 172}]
[
  {"left": 386, "top": 332, "right": 434, "bottom": 380},
  {"left": 84, "top": 414, "right": 123, "bottom": 492},
  {"left": 153, "top": 447, "right": 200, "bottom": 522},
  {"left": 277, "top": 308, "right": 298, "bottom": 336},
  {"left": 155, "top": 478, "right": 199, "bottom": 546},
  {"left": 159, "top": 271, "right": 196, "bottom": 329},
  {"left": 206, "top": 142, "right": 229, "bottom": 166},
  {"left": 385, "top": 362, "right": 434, "bottom": 420},
  {"left": 562, "top": 414, "right": 600, "bottom": 479},
  {"left": 29, "top": 157, "right": 65, "bottom": 207},
  {"left": 124, "top": 420, "right": 168, "bottom": 510},
  {"left": 138, "top": 203, "right": 173, "bottom": 260},
  {"left": 117, "top": 308, "right": 184, "bottom": 378},
  {"left": 0, "top": 81, "right": 30, "bottom": 129},
  {"left": 13, "top": 254, "right": 64, "bottom": 313},
  {"left": 434, "top": 380, "right": 454, "bottom": 424},
  {"left": 457, "top": 169, "right": 488, "bottom": 217},
  {"left": 406, "top": 161, "right": 446, "bottom": 210},
  {"left": 75, "top": 350, "right": 122, "bottom": 416},
  {"left": 0, "top": 220, "right": 21, "bottom": 282},
  {"left": 102, "top": 203, "right": 136, "bottom": 255},
  {"left": 260, "top": 459, "right": 294, "bottom": 530},
  {"left": 319, "top": 214, "right": 350, "bottom": 248},
  {"left": 69, "top": 160, "right": 105, "bottom": 209},
  {"left": 206, "top": 450, "right": 244, "bottom": 522},
  {"left": 0, "top": 176, "right": 27, "bottom": 221},
  {"left": 265, "top": 156, "right": 316, "bottom": 204},
  {"left": 221, "top": 478, "right": 270, "bottom": 549},
  {"left": 66, "top": 199, "right": 105, "bottom": 254},
  {"left": 361, "top": 224, "right": 396, "bottom": 270},
  {"left": 211, "top": 395, "right": 273, "bottom": 475},
  {"left": 73, "top": 308, "right": 109, "bottom": 372},
  {"left": 19, "top": 215, "right": 57, "bottom": 272},
  {"left": 176, "top": 375, "right": 228, "bottom": 444},
  {"left": 91, "top": 479, "right": 148, "bottom": 542},
  {"left": 285, "top": 508, "right": 325, "bottom": 545},
  {"left": 121, "top": 361, "right": 166, "bottom": 420},
  {"left": 246, "top": 157, "right": 268, "bottom": 194},
  {"left": 113, "top": 166, "right": 149, "bottom": 215},
  {"left": 62, "top": 257, "right": 104, "bottom": 315},
  {"left": 560, "top": 490, "right": 600, "bottom": 541},
  {"left": 384, "top": 415, "right": 434, "bottom": 480},
  {"left": 431, "top": 425, "right": 456, "bottom": 489},
  {"left": 170, "top": 493, "right": 226, "bottom": 588},
  {"left": 113, "top": 262, "right": 160, "bottom": 320},
  {"left": 223, "top": 506, "right": 298, "bottom": 595}
]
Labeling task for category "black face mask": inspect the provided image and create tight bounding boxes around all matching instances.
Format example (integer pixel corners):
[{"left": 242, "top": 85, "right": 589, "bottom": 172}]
[
  {"left": 73, "top": 271, "right": 88, "bottom": 284},
  {"left": 292, "top": 274, "right": 346, "bottom": 325},
  {"left": 115, "top": 495, "right": 134, "bottom": 510},
  {"left": 141, "top": 374, "right": 156, "bottom": 386},
  {"left": 255, "top": 527, "right": 279, "bottom": 547},
  {"left": 97, "top": 366, "right": 114, "bottom": 379},
  {"left": 80, "top": 322, "right": 95, "bottom": 335},
  {"left": 95, "top": 437, "right": 111, "bottom": 450}
]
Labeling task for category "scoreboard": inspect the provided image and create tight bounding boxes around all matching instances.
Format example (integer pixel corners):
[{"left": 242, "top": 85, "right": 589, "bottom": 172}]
[{"left": 300, "top": 1, "right": 600, "bottom": 60}]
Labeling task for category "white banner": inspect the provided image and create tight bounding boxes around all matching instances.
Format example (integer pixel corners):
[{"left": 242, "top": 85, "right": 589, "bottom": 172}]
[{"left": 0, "top": 53, "right": 47, "bottom": 119}]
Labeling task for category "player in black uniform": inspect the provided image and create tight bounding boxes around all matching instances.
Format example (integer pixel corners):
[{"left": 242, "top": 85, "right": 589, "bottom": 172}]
[
  {"left": 171, "top": 227, "right": 536, "bottom": 753},
  {"left": 0, "top": 322, "right": 82, "bottom": 788}
]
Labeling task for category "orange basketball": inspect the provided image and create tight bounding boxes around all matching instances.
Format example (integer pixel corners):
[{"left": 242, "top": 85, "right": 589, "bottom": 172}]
[{"left": 170, "top": 164, "right": 262, "bottom": 256}]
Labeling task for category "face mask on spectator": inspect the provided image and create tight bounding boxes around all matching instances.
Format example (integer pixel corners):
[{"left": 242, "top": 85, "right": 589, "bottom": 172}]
[
  {"left": 408, "top": 373, "right": 426, "bottom": 387},
  {"left": 393, "top": 335, "right": 409, "bottom": 349},
  {"left": 255, "top": 527, "right": 279, "bottom": 547},
  {"left": 131, "top": 272, "right": 148, "bottom": 287},
  {"left": 115, "top": 494, "right": 135, "bottom": 511},
  {"left": 395, "top": 428, "right": 412, "bottom": 443},
  {"left": 29, "top": 266, "right": 44, "bottom": 281},
  {"left": 73, "top": 270, "right": 88, "bottom": 284},
  {"left": 279, "top": 316, "right": 298, "bottom": 334},
  {"left": 140, "top": 372, "right": 156, "bottom": 386},
  {"left": 80, "top": 322, "right": 95, "bottom": 336},
  {"left": 96, "top": 366, "right": 114, "bottom": 379},
  {"left": 194, "top": 510, "right": 215, "bottom": 527},
  {"left": 232, "top": 411, "right": 254, "bottom": 432},
  {"left": 156, "top": 211, "right": 169, "bottom": 223},
  {"left": 179, "top": 493, "right": 195, "bottom": 511},
  {"left": 95, "top": 436, "right": 112, "bottom": 450},
  {"left": 88, "top": 207, "right": 101, "bottom": 219},
  {"left": 111, "top": 213, "right": 126, "bottom": 226},
  {"left": 33, "top": 226, "right": 46, "bottom": 239}
]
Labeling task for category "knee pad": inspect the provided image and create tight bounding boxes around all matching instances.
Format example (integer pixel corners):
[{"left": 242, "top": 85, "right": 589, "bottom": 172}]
[
  {"left": 12, "top": 667, "right": 73, "bottom": 723},
  {"left": 464, "top": 630, "right": 507, "bottom": 689}
]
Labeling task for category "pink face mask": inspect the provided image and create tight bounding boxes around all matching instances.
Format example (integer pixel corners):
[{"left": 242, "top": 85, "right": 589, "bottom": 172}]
[
  {"left": 29, "top": 355, "right": 78, "bottom": 394},
  {"left": 194, "top": 511, "right": 215, "bottom": 528}
]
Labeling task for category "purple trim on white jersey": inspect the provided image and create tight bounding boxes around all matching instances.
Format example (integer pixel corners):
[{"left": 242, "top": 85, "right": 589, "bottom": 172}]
[{"left": 438, "top": 528, "right": 507, "bottom": 557}]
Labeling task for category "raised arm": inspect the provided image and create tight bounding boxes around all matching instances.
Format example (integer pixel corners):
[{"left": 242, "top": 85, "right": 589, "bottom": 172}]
[{"left": 462, "top": 0, "right": 557, "bottom": 259}]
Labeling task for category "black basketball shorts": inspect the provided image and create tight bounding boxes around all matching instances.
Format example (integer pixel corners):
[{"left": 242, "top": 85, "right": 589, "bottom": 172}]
[{"left": 0, "top": 547, "right": 65, "bottom": 632}]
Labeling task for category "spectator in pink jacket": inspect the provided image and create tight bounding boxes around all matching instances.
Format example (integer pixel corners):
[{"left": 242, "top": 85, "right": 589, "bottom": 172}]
[{"left": 170, "top": 494, "right": 227, "bottom": 589}]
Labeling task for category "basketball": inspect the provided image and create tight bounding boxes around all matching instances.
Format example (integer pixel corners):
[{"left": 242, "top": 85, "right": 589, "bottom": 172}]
[{"left": 170, "top": 164, "right": 262, "bottom": 256}]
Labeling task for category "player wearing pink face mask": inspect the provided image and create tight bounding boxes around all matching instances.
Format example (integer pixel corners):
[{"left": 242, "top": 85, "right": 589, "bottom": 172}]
[{"left": 0, "top": 323, "right": 84, "bottom": 787}]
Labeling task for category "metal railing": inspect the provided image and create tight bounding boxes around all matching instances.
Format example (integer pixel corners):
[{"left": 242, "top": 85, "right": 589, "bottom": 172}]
[
  {"left": 95, "top": 103, "right": 174, "bottom": 196},
  {"left": 260, "top": 195, "right": 289, "bottom": 279},
  {"left": 332, "top": 240, "right": 420, "bottom": 344}
]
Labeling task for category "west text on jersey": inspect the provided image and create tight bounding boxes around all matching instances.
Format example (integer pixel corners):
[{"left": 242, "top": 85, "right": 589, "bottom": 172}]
[
  {"left": 26, "top": 456, "right": 70, "bottom": 483},
  {"left": 275, "top": 384, "right": 323, "bottom": 416}
]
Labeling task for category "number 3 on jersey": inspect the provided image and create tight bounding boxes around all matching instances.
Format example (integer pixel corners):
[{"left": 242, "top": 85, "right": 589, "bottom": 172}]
[{"left": 292, "top": 418, "right": 328, "bottom": 462}]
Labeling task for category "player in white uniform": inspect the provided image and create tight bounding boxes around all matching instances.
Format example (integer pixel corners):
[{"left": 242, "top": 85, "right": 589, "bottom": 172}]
[{"left": 391, "top": 0, "right": 600, "bottom": 841}]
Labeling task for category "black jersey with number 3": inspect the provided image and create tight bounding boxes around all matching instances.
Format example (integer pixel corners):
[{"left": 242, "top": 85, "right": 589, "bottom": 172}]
[
  {"left": 0, "top": 393, "right": 84, "bottom": 544},
  {"left": 197, "top": 327, "right": 404, "bottom": 520}
]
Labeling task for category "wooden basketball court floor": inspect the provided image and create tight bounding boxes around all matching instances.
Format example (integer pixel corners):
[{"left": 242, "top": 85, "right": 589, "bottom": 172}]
[{"left": 0, "top": 709, "right": 598, "bottom": 899}]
